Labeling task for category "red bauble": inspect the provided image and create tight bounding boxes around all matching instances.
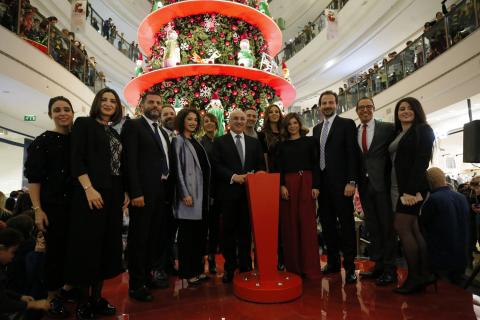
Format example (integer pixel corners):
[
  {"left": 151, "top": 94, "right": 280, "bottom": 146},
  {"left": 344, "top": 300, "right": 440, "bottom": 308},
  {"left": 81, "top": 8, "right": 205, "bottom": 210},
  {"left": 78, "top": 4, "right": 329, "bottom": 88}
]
[
  {"left": 225, "top": 41, "right": 231, "bottom": 46},
  {"left": 168, "top": 97, "right": 174, "bottom": 103},
  {"left": 227, "top": 82, "right": 232, "bottom": 88},
  {"left": 203, "top": 98, "right": 209, "bottom": 103},
  {"left": 241, "top": 83, "right": 247, "bottom": 88},
  {"left": 231, "top": 103, "right": 237, "bottom": 108},
  {"left": 201, "top": 82, "right": 206, "bottom": 87},
  {"left": 232, "top": 90, "right": 238, "bottom": 96},
  {"left": 241, "top": 97, "right": 247, "bottom": 103},
  {"left": 187, "top": 80, "right": 193, "bottom": 85},
  {"left": 223, "top": 96, "right": 229, "bottom": 101},
  {"left": 194, "top": 92, "right": 200, "bottom": 97},
  {"left": 173, "top": 88, "right": 179, "bottom": 93},
  {"left": 212, "top": 37, "right": 217, "bottom": 43},
  {"left": 232, "top": 25, "right": 238, "bottom": 31}
]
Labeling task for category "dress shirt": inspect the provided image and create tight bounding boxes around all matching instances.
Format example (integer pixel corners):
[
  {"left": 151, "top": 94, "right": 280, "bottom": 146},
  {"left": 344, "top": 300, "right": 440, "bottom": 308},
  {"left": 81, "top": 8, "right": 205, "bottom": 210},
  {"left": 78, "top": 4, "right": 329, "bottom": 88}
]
[
  {"left": 320, "top": 114, "right": 336, "bottom": 141},
  {"left": 357, "top": 118, "right": 375, "bottom": 151},
  {"left": 162, "top": 127, "right": 177, "bottom": 142},
  {"left": 230, "top": 131, "right": 246, "bottom": 184},
  {"left": 143, "top": 115, "right": 169, "bottom": 178}
]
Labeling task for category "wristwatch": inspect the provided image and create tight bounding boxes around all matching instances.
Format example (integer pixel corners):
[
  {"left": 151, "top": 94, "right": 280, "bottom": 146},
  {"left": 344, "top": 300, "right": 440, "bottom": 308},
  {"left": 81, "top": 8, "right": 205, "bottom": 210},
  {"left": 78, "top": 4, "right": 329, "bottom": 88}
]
[{"left": 349, "top": 180, "right": 356, "bottom": 186}]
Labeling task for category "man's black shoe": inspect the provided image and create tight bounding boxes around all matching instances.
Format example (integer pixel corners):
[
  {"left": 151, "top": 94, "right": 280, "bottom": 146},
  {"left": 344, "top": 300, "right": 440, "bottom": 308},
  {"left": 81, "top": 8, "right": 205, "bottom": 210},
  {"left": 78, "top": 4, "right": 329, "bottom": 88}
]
[
  {"left": 322, "top": 264, "right": 340, "bottom": 275},
  {"left": 76, "top": 302, "right": 95, "bottom": 320},
  {"left": 92, "top": 298, "right": 116, "bottom": 316},
  {"left": 48, "top": 297, "right": 69, "bottom": 318},
  {"left": 375, "top": 271, "right": 398, "bottom": 286},
  {"left": 147, "top": 270, "right": 169, "bottom": 289},
  {"left": 222, "top": 271, "right": 234, "bottom": 283},
  {"left": 129, "top": 286, "right": 153, "bottom": 302},
  {"left": 359, "top": 266, "right": 384, "bottom": 279},
  {"left": 345, "top": 269, "right": 358, "bottom": 284}
]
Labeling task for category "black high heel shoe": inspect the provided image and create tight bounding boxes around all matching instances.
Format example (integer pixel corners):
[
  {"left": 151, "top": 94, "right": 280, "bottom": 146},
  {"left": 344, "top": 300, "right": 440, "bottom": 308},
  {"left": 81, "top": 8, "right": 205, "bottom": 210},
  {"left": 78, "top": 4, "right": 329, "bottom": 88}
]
[
  {"left": 393, "top": 277, "right": 425, "bottom": 295},
  {"left": 423, "top": 274, "right": 438, "bottom": 292}
]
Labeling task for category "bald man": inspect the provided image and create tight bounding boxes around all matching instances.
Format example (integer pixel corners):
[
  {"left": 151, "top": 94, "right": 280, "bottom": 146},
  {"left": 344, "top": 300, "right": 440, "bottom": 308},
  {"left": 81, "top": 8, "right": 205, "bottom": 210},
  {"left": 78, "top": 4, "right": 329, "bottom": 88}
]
[
  {"left": 421, "top": 167, "right": 469, "bottom": 285},
  {"left": 212, "top": 109, "right": 265, "bottom": 283}
]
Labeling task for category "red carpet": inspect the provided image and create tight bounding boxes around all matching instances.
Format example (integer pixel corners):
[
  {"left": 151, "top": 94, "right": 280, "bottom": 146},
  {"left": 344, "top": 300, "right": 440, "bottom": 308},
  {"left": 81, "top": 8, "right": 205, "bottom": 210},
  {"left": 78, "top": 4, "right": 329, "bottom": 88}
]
[{"left": 95, "top": 257, "right": 476, "bottom": 320}]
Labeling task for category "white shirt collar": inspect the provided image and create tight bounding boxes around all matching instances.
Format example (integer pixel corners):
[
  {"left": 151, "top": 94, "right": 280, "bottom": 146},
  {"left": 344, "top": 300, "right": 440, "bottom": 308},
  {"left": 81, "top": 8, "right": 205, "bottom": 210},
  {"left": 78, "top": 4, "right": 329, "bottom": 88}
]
[
  {"left": 362, "top": 118, "right": 375, "bottom": 127},
  {"left": 143, "top": 115, "right": 158, "bottom": 128},
  {"left": 230, "top": 131, "right": 244, "bottom": 139},
  {"left": 324, "top": 113, "right": 336, "bottom": 124}
]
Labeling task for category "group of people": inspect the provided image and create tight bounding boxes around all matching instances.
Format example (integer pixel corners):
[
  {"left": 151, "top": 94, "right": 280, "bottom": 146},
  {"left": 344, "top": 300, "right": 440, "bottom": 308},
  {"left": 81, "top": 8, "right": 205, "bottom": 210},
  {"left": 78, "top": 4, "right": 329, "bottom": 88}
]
[{"left": 0, "top": 86, "right": 475, "bottom": 320}]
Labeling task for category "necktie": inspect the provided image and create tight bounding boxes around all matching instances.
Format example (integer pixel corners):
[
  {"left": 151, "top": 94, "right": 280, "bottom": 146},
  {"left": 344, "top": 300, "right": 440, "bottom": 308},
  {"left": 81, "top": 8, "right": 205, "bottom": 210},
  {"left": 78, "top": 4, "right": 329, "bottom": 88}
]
[
  {"left": 235, "top": 134, "right": 244, "bottom": 167},
  {"left": 319, "top": 120, "right": 329, "bottom": 170},
  {"left": 152, "top": 123, "right": 169, "bottom": 176},
  {"left": 362, "top": 124, "right": 368, "bottom": 154}
]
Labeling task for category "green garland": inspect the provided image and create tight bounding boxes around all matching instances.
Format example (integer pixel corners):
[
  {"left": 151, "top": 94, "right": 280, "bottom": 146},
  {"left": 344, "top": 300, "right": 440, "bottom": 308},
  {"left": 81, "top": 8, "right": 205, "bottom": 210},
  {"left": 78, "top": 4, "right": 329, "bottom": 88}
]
[
  {"left": 135, "top": 75, "right": 277, "bottom": 118},
  {"left": 150, "top": 13, "right": 268, "bottom": 69}
]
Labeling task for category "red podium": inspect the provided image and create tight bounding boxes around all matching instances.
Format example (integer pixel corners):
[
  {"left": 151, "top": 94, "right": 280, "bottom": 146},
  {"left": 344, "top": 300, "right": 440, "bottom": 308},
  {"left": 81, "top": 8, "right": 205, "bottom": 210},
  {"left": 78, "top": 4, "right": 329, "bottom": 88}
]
[{"left": 233, "top": 173, "right": 302, "bottom": 303}]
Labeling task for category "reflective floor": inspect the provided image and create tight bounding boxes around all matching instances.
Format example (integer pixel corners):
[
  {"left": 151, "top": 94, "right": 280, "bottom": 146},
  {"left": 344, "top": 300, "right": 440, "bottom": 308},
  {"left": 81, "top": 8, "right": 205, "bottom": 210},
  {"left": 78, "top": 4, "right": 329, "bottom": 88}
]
[{"left": 95, "top": 257, "right": 476, "bottom": 320}]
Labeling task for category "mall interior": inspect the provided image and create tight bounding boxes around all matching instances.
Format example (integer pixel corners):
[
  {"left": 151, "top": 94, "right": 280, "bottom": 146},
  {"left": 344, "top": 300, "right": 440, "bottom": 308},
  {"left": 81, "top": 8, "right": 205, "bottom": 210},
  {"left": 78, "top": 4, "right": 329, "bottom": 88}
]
[{"left": 1, "top": 0, "right": 480, "bottom": 319}]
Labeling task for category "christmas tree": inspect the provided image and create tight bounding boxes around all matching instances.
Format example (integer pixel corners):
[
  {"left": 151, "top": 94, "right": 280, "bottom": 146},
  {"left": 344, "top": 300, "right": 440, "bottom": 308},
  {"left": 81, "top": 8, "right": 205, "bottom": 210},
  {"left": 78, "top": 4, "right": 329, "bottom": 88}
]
[{"left": 124, "top": 0, "right": 295, "bottom": 131}]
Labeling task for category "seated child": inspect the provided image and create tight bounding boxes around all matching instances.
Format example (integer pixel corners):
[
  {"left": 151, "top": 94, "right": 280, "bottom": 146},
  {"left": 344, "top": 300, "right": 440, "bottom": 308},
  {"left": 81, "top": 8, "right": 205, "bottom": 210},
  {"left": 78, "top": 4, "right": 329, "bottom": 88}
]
[{"left": 0, "top": 228, "right": 49, "bottom": 319}]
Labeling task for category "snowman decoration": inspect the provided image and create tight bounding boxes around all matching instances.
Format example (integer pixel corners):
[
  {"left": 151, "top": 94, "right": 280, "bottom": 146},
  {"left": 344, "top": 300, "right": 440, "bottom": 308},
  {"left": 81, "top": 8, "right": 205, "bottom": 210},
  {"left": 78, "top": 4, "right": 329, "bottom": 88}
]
[
  {"left": 163, "top": 30, "right": 181, "bottom": 68},
  {"left": 237, "top": 37, "right": 254, "bottom": 68}
]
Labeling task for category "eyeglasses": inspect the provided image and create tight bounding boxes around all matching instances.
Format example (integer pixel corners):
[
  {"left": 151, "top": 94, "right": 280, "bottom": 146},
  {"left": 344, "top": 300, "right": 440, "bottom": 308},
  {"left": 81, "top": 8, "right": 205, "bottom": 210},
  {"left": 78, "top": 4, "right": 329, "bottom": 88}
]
[{"left": 357, "top": 105, "right": 374, "bottom": 111}]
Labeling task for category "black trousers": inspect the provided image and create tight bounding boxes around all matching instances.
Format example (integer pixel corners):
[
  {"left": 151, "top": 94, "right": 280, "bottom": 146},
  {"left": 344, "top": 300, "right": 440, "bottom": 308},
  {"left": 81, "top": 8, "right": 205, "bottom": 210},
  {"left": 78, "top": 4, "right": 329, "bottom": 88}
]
[
  {"left": 43, "top": 203, "right": 70, "bottom": 291},
  {"left": 127, "top": 185, "right": 169, "bottom": 289},
  {"left": 318, "top": 179, "right": 356, "bottom": 270},
  {"left": 221, "top": 196, "right": 252, "bottom": 273},
  {"left": 206, "top": 201, "right": 220, "bottom": 255},
  {"left": 177, "top": 219, "right": 206, "bottom": 279},
  {"left": 358, "top": 180, "right": 396, "bottom": 271}
]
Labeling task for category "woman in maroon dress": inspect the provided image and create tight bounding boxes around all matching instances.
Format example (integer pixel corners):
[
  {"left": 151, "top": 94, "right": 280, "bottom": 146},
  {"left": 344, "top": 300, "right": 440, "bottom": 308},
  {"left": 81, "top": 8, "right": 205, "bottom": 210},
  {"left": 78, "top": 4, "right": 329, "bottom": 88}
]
[{"left": 277, "top": 113, "right": 321, "bottom": 279}]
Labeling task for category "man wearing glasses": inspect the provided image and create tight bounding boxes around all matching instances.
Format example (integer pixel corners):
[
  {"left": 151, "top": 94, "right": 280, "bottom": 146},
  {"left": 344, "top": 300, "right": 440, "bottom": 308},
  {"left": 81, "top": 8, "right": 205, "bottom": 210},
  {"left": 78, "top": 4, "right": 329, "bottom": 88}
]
[{"left": 355, "top": 97, "right": 397, "bottom": 285}]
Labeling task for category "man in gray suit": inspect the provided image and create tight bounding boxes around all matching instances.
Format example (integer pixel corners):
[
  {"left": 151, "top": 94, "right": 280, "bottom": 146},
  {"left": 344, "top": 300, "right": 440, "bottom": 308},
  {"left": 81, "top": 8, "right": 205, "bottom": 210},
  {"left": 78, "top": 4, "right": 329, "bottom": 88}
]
[{"left": 356, "top": 97, "right": 397, "bottom": 286}]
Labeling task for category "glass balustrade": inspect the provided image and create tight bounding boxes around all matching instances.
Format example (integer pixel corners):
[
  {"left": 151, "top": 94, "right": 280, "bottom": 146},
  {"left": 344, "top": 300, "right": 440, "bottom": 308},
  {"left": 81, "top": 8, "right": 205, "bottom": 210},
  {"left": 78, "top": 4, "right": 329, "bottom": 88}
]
[
  {"left": 1, "top": 0, "right": 105, "bottom": 92},
  {"left": 324, "top": 0, "right": 479, "bottom": 114}
]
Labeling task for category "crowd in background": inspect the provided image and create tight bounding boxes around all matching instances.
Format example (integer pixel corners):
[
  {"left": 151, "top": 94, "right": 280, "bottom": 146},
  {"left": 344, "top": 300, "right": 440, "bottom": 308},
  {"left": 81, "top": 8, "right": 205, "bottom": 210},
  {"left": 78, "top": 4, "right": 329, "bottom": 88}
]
[{"left": 0, "top": 88, "right": 478, "bottom": 320}]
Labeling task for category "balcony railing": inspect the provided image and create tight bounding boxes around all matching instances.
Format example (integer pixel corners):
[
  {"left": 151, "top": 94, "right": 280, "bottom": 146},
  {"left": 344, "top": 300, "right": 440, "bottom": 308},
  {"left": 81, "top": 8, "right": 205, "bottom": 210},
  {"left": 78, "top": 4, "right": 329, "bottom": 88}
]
[
  {"left": 67, "top": 0, "right": 140, "bottom": 62},
  {"left": 276, "top": 0, "right": 350, "bottom": 63},
  {"left": 0, "top": 0, "right": 106, "bottom": 92},
  {"left": 299, "top": 0, "right": 479, "bottom": 125}
]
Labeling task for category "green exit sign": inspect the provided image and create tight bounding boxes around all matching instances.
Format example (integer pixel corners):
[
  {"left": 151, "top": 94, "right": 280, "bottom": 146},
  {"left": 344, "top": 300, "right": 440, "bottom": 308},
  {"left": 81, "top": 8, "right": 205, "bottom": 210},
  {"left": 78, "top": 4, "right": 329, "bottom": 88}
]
[{"left": 24, "top": 115, "right": 36, "bottom": 121}]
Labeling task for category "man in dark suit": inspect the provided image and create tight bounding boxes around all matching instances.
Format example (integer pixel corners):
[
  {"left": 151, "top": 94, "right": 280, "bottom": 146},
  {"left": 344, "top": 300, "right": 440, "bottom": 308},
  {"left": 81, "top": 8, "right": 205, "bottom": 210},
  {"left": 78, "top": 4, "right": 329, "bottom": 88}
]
[
  {"left": 355, "top": 97, "right": 397, "bottom": 286},
  {"left": 122, "top": 92, "right": 172, "bottom": 301},
  {"left": 313, "top": 90, "right": 358, "bottom": 284},
  {"left": 213, "top": 109, "right": 265, "bottom": 283}
]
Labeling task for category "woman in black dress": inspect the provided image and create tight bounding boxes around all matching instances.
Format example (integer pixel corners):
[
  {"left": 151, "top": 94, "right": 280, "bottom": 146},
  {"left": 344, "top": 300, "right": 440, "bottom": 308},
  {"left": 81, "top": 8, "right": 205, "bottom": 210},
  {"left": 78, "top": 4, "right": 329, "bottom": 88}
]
[
  {"left": 25, "top": 96, "right": 74, "bottom": 316},
  {"left": 258, "top": 104, "right": 283, "bottom": 172},
  {"left": 200, "top": 113, "right": 219, "bottom": 274},
  {"left": 258, "top": 104, "right": 284, "bottom": 269},
  {"left": 172, "top": 109, "right": 211, "bottom": 285},
  {"left": 389, "top": 97, "right": 435, "bottom": 294},
  {"left": 65, "top": 88, "right": 129, "bottom": 319}
]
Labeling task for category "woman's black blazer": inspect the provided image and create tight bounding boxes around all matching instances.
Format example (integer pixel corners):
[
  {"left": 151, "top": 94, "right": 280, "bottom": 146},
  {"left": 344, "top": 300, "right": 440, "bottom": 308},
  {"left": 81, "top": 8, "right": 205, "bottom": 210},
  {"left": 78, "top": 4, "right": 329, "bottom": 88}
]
[
  {"left": 71, "top": 116, "right": 122, "bottom": 189},
  {"left": 393, "top": 123, "right": 435, "bottom": 195}
]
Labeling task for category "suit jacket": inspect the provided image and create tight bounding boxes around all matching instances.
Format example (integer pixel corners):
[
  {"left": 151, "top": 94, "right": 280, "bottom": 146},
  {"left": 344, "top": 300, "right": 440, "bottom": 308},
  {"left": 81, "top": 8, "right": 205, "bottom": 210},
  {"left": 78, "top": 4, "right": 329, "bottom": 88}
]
[
  {"left": 71, "top": 117, "right": 123, "bottom": 189},
  {"left": 213, "top": 133, "right": 265, "bottom": 201},
  {"left": 393, "top": 123, "right": 435, "bottom": 195},
  {"left": 357, "top": 120, "right": 396, "bottom": 192},
  {"left": 172, "top": 135, "right": 210, "bottom": 220},
  {"left": 121, "top": 117, "right": 171, "bottom": 199},
  {"left": 312, "top": 115, "right": 358, "bottom": 187}
]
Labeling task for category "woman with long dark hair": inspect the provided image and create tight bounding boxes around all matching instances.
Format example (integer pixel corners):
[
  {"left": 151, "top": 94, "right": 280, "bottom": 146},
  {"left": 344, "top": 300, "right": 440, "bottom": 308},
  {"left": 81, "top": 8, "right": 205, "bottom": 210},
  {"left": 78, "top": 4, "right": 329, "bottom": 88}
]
[
  {"left": 389, "top": 97, "right": 435, "bottom": 294},
  {"left": 258, "top": 104, "right": 284, "bottom": 172},
  {"left": 277, "top": 113, "right": 321, "bottom": 278},
  {"left": 173, "top": 109, "right": 211, "bottom": 285},
  {"left": 200, "top": 113, "right": 219, "bottom": 274},
  {"left": 25, "top": 96, "right": 74, "bottom": 316},
  {"left": 65, "top": 88, "right": 129, "bottom": 319}
]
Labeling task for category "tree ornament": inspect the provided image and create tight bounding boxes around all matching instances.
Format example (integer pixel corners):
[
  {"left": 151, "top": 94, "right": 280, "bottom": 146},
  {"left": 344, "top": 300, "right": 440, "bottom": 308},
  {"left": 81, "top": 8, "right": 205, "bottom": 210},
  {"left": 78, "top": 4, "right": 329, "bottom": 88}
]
[
  {"left": 258, "top": 0, "right": 271, "bottom": 17},
  {"left": 207, "top": 92, "right": 225, "bottom": 137},
  {"left": 237, "top": 36, "right": 254, "bottom": 68},
  {"left": 200, "top": 86, "right": 212, "bottom": 98},
  {"left": 163, "top": 30, "right": 180, "bottom": 67},
  {"left": 282, "top": 60, "right": 291, "bottom": 82},
  {"left": 151, "top": 0, "right": 163, "bottom": 12},
  {"left": 135, "top": 52, "right": 144, "bottom": 77}
]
